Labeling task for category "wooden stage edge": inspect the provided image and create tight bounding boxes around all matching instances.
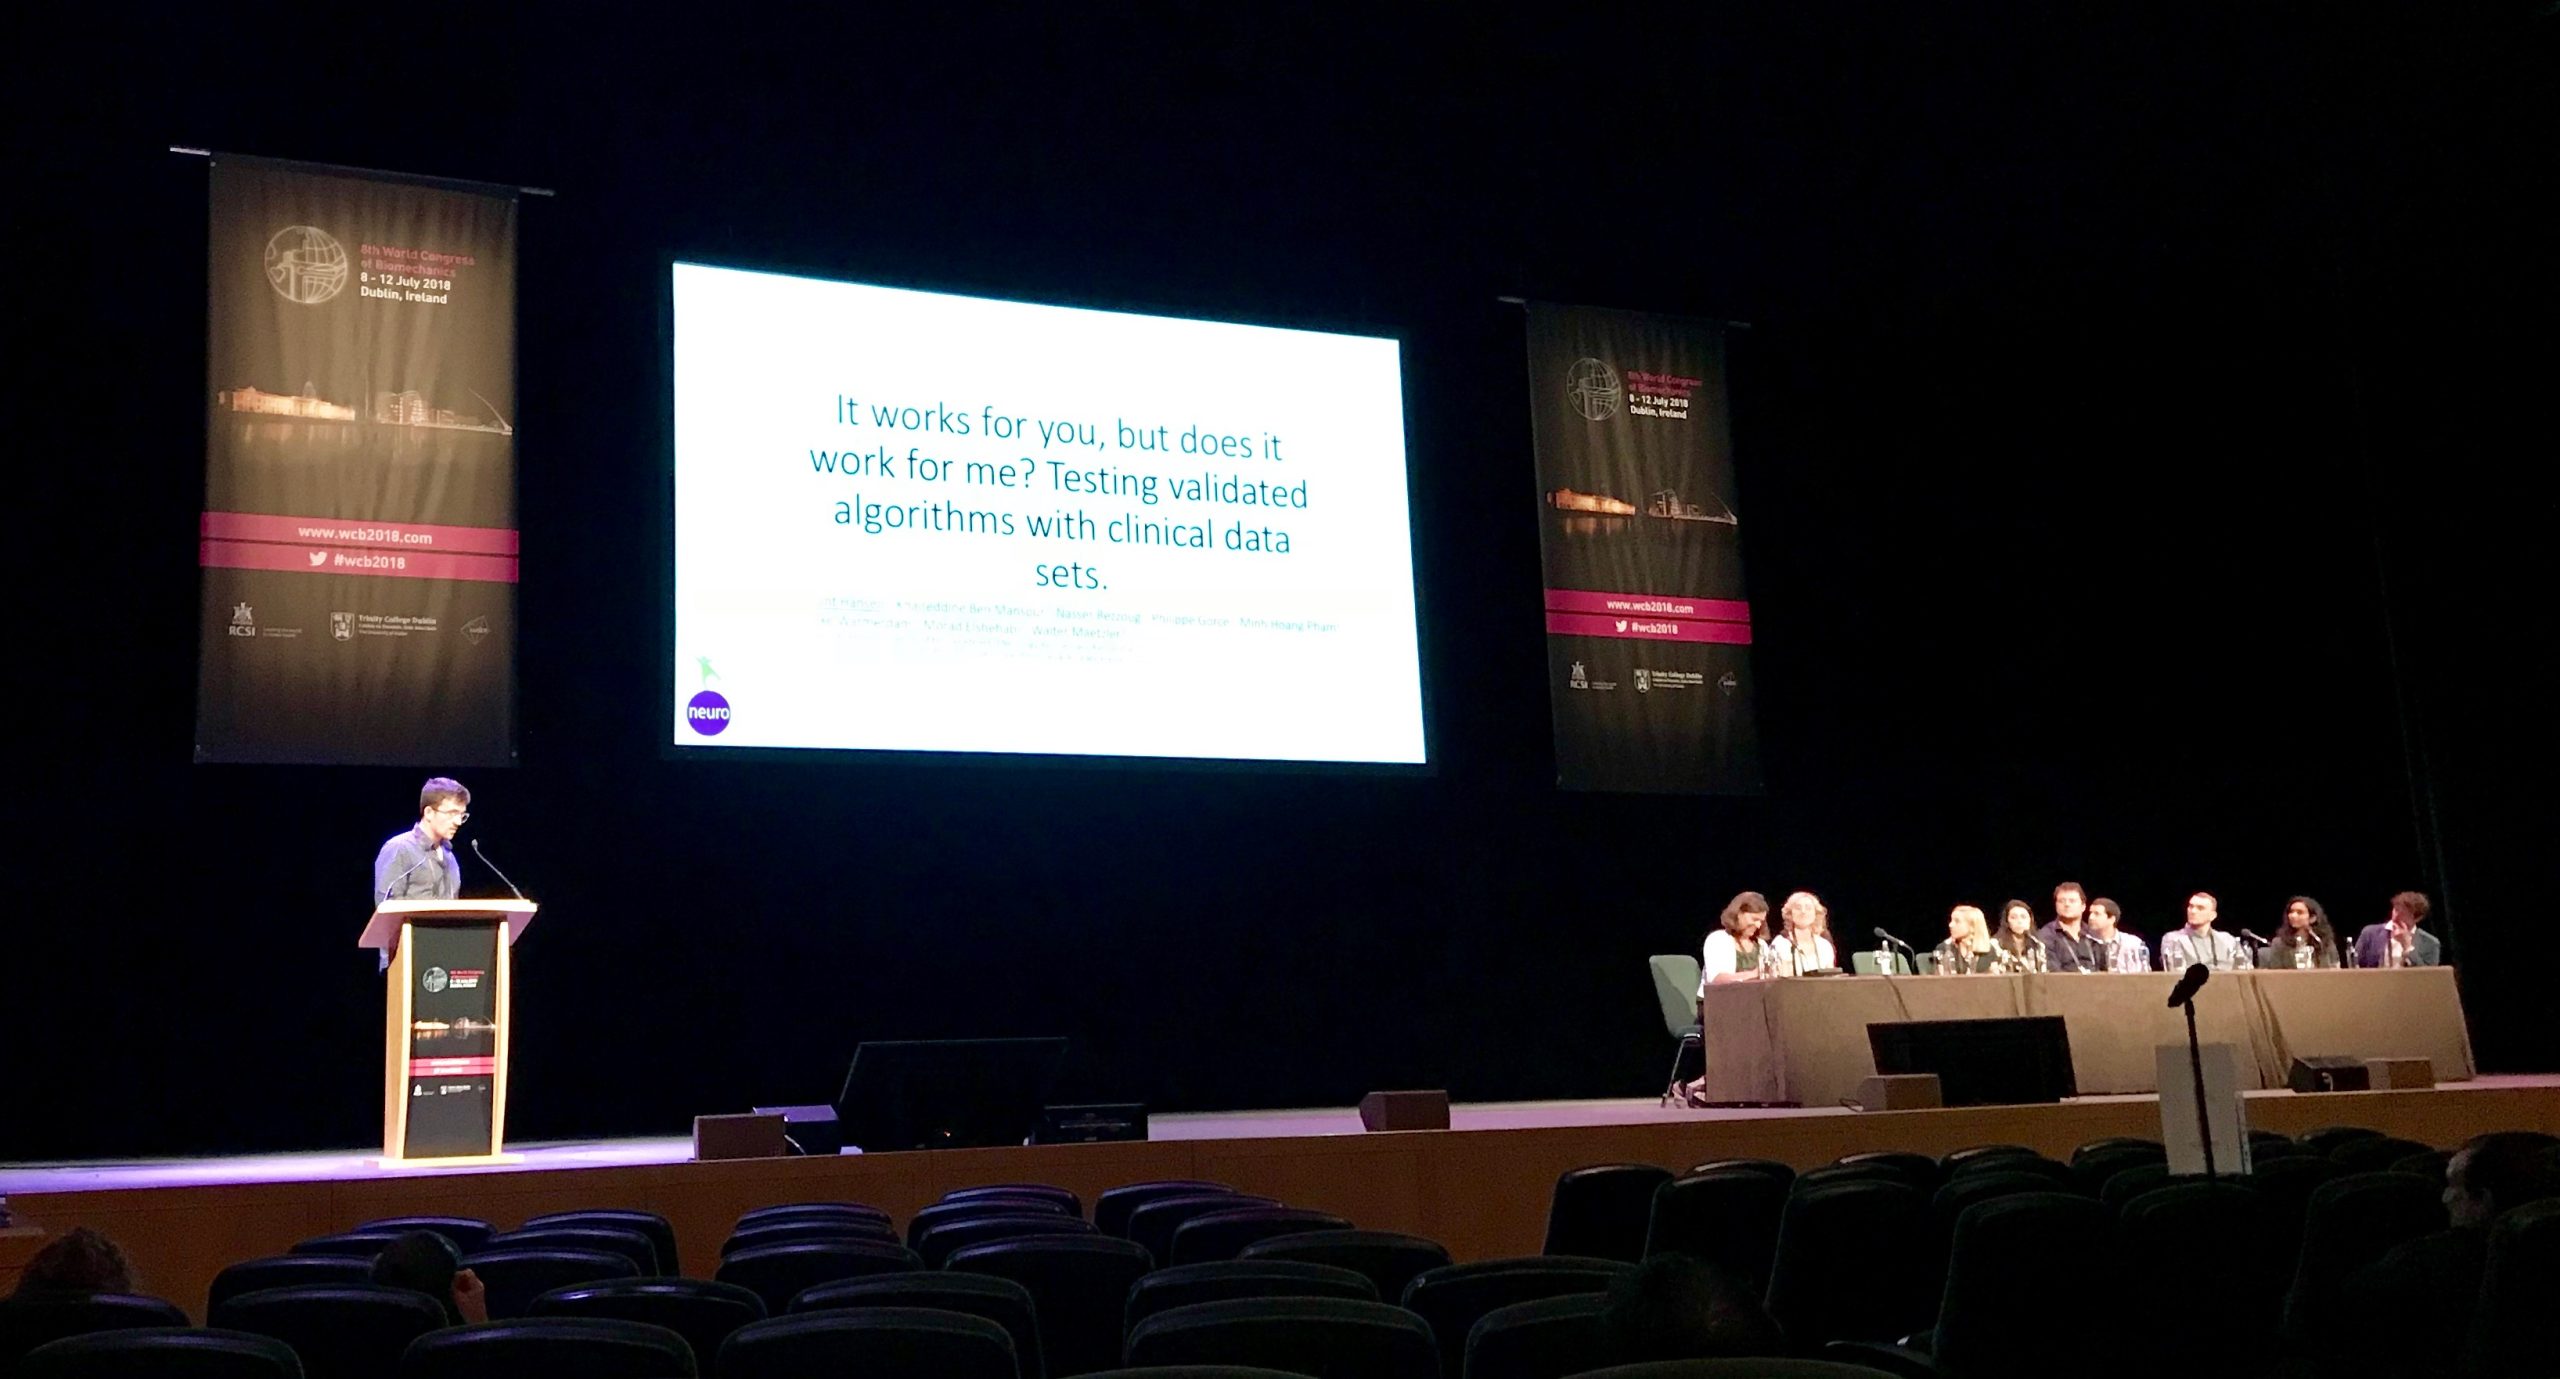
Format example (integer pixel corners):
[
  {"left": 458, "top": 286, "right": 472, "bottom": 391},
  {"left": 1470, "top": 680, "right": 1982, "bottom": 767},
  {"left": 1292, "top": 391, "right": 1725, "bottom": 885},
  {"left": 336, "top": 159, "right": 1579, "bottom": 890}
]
[{"left": 8, "top": 1077, "right": 2557, "bottom": 1320}]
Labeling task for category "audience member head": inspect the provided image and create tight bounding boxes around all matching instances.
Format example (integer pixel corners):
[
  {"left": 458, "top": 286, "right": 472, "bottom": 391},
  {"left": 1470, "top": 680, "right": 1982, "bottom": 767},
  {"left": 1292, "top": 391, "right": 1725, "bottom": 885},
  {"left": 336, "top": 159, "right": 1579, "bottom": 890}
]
[
  {"left": 2186, "top": 892, "right": 2218, "bottom": 929},
  {"left": 12, "top": 1228, "right": 135, "bottom": 1296},
  {"left": 2390, "top": 890, "right": 2432, "bottom": 931},
  {"left": 1718, "top": 892, "right": 1769, "bottom": 944},
  {"left": 1780, "top": 891, "right": 1822, "bottom": 938},
  {"left": 1599, "top": 1252, "right": 1788, "bottom": 1363},
  {"left": 2054, "top": 882, "right": 2086, "bottom": 925},
  {"left": 2445, "top": 1132, "right": 2560, "bottom": 1229},
  {"left": 1997, "top": 900, "right": 2037, "bottom": 952},
  {"left": 370, "top": 1230, "right": 486, "bottom": 1324},
  {"left": 2088, "top": 897, "right": 2123, "bottom": 936}
]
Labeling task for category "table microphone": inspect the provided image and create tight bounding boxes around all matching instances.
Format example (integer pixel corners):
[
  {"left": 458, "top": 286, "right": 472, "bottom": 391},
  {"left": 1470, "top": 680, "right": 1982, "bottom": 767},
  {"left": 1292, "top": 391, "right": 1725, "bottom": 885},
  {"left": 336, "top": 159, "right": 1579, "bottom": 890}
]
[
  {"left": 2239, "top": 929, "right": 2273, "bottom": 948},
  {"left": 2166, "top": 962, "right": 2211, "bottom": 1008},
  {"left": 471, "top": 837, "right": 530, "bottom": 901}
]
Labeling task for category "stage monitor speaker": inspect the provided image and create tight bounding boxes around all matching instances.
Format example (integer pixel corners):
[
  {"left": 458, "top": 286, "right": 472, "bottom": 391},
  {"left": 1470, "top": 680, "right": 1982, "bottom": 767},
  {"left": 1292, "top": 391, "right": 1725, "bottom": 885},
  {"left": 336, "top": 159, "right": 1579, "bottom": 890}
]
[
  {"left": 1358, "top": 1090, "right": 1450, "bottom": 1132},
  {"left": 1035, "top": 1103, "right": 1147, "bottom": 1144},
  {"left": 695, "top": 1113, "right": 788, "bottom": 1161},
  {"left": 2288, "top": 1056, "right": 2372, "bottom": 1093},
  {"left": 751, "top": 1103, "right": 844, "bottom": 1155},
  {"left": 1850, "top": 1073, "right": 1944, "bottom": 1111},
  {"left": 2364, "top": 1057, "right": 2437, "bottom": 1090}
]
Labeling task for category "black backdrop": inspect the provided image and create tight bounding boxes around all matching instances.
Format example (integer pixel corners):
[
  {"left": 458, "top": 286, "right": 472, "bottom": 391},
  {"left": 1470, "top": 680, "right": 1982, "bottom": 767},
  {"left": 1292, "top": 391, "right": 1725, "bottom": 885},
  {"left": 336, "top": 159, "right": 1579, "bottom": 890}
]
[{"left": 11, "top": 9, "right": 2552, "bottom": 1160}]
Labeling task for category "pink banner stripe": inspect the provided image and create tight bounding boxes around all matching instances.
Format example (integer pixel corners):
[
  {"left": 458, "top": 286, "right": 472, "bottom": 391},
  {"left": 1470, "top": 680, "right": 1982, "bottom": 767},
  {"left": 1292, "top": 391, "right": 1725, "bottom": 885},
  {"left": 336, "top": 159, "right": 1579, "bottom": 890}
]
[
  {"left": 1546, "top": 610, "right": 1754, "bottom": 645},
  {"left": 202, "top": 510, "right": 520, "bottom": 555},
  {"left": 408, "top": 1057, "right": 497, "bottom": 1076},
  {"left": 201, "top": 539, "right": 519, "bottom": 585},
  {"left": 1544, "top": 588, "right": 1751, "bottom": 622}
]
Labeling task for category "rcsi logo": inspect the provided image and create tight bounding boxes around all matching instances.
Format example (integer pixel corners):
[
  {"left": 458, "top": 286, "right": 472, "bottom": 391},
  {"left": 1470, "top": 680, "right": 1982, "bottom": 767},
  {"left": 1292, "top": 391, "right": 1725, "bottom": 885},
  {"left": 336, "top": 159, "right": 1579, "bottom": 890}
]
[
  {"left": 228, "top": 603, "right": 256, "bottom": 637},
  {"left": 685, "top": 690, "right": 733, "bottom": 736},
  {"left": 263, "top": 225, "right": 348, "bottom": 304},
  {"left": 1568, "top": 661, "right": 1588, "bottom": 690},
  {"left": 421, "top": 967, "right": 450, "bottom": 994},
  {"left": 1568, "top": 358, "right": 1622, "bottom": 421}
]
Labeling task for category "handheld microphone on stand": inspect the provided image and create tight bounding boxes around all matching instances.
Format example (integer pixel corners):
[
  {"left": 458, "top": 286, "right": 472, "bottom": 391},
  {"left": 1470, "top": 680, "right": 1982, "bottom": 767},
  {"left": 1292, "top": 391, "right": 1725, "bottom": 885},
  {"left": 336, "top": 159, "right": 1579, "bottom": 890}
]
[
  {"left": 471, "top": 838, "right": 529, "bottom": 901},
  {"left": 2238, "top": 930, "right": 2272, "bottom": 949},
  {"left": 2166, "top": 963, "right": 2218, "bottom": 1178},
  {"left": 1872, "top": 928, "right": 1917, "bottom": 974}
]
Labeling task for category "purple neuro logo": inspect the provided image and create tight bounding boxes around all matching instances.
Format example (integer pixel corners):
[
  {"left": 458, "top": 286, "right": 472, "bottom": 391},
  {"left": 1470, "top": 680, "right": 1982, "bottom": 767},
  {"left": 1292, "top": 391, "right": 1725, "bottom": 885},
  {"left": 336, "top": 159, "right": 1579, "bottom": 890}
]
[{"left": 684, "top": 690, "right": 733, "bottom": 736}]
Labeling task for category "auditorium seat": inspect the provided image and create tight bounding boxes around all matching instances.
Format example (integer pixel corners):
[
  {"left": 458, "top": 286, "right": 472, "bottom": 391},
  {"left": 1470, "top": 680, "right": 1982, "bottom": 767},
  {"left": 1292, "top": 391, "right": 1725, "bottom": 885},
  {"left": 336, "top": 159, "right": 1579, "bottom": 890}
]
[
  {"left": 528, "top": 1277, "right": 766, "bottom": 1371},
  {"left": 1075, "top": 1369, "right": 1304, "bottom": 1378},
  {"left": 919, "top": 1212, "right": 1099, "bottom": 1268},
  {"left": 17, "top": 1326, "right": 302, "bottom": 1379},
  {"left": 1239, "top": 1230, "right": 1452, "bottom": 1302},
  {"left": 488, "top": 1226, "right": 657, "bottom": 1275},
  {"left": 1642, "top": 1170, "right": 1787, "bottom": 1289},
  {"left": 714, "top": 1240, "right": 920, "bottom": 1314},
  {"left": 947, "top": 1234, "right": 1154, "bottom": 1378},
  {"left": 461, "top": 1247, "right": 641, "bottom": 1319},
  {"left": 1935, "top": 1144, "right": 2036, "bottom": 1172},
  {"left": 1095, "top": 1182, "right": 1235, "bottom": 1238},
  {"left": 1765, "top": 1179, "right": 1933, "bottom": 1352},
  {"left": 2464, "top": 1197, "right": 2560, "bottom": 1377},
  {"left": 943, "top": 1184, "right": 1084, "bottom": 1216},
  {"left": 1171, "top": 1208, "right": 1355, "bottom": 1266},
  {"left": 211, "top": 1283, "right": 449, "bottom": 1379},
  {"left": 723, "top": 1218, "right": 901, "bottom": 1255},
  {"left": 0, "top": 1294, "right": 191, "bottom": 1370},
  {"left": 2069, "top": 1136, "right": 2163, "bottom": 1162},
  {"left": 1129, "top": 1195, "right": 1279, "bottom": 1266},
  {"left": 397, "top": 1316, "right": 695, "bottom": 1379},
  {"left": 2392, "top": 1147, "right": 2452, "bottom": 1183},
  {"left": 790, "top": 1272, "right": 1043, "bottom": 1379},
  {"left": 2279, "top": 1171, "right": 2448, "bottom": 1353},
  {"left": 288, "top": 1233, "right": 406, "bottom": 1259},
  {"left": 1544, "top": 1165, "right": 1675, "bottom": 1263},
  {"left": 1460, "top": 1293, "right": 1608, "bottom": 1379},
  {"left": 716, "top": 1308, "right": 1017, "bottom": 1379},
  {"left": 1783, "top": 1163, "right": 1906, "bottom": 1196},
  {"left": 737, "top": 1202, "right": 893, "bottom": 1232},
  {"left": 1125, "top": 1297, "right": 1436, "bottom": 1379},
  {"left": 1582, "top": 1362, "right": 1904, "bottom": 1378},
  {"left": 521, "top": 1210, "right": 678, "bottom": 1276},
  {"left": 908, "top": 1196, "right": 1075, "bottom": 1244},
  {"left": 2112, "top": 1181, "right": 2280, "bottom": 1374},
  {"left": 2298, "top": 1125, "right": 2386, "bottom": 1155},
  {"left": 1126, "top": 1260, "right": 1382, "bottom": 1338},
  {"left": 2067, "top": 1142, "right": 2166, "bottom": 1195},
  {"left": 2245, "top": 1154, "right": 2342, "bottom": 1269},
  {"left": 1683, "top": 1158, "right": 1794, "bottom": 1188},
  {"left": 1399, "top": 1257, "right": 1626, "bottom": 1379},
  {"left": 1927, "top": 1170, "right": 2056, "bottom": 1277},
  {"left": 1831, "top": 1151, "right": 1937, "bottom": 1190},
  {"left": 1929, "top": 1193, "right": 2112, "bottom": 1379},
  {"left": 2328, "top": 1134, "right": 2432, "bottom": 1173},
  {"left": 355, "top": 1215, "right": 498, "bottom": 1252},
  {"left": 1943, "top": 1153, "right": 2074, "bottom": 1191},
  {"left": 2094, "top": 1164, "right": 2185, "bottom": 1215},
  {"left": 207, "top": 1257, "right": 374, "bottom": 1311}
]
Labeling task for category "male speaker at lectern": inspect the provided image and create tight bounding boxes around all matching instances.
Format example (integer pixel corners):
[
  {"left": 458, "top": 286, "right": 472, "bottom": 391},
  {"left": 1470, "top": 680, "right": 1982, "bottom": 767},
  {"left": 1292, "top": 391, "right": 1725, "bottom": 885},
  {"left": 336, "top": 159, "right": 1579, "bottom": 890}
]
[{"left": 376, "top": 777, "right": 471, "bottom": 907}]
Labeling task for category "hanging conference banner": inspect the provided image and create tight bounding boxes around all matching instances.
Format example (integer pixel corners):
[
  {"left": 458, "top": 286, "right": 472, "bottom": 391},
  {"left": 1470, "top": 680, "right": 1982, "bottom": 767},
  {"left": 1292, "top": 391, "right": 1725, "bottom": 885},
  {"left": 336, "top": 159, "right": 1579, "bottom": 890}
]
[
  {"left": 197, "top": 156, "right": 519, "bottom": 765},
  {"left": 1527, "top": 303, "right": 1760, "bottom": 793}
]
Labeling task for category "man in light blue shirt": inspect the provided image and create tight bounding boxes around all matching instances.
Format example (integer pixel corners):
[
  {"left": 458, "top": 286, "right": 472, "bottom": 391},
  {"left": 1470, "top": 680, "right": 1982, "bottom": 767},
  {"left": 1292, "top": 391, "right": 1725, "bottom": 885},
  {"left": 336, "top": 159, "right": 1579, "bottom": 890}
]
[
  {"left": 371, "top": 778, "right": 469, "bottom": 968},
  {"left": 2158, "top": 890, "right": 2250, "bottom": 971}
]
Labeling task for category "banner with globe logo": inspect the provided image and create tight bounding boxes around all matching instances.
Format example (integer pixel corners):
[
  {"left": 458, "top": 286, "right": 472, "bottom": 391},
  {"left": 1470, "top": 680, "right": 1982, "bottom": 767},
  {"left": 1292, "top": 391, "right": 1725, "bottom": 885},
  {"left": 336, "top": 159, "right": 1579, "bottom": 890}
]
[
  {"left": 196, "top": 156, "right": 519, "bottom": 765},
  {"left": 1526, "top": 303, "right": 1761, "bottom": 794}
]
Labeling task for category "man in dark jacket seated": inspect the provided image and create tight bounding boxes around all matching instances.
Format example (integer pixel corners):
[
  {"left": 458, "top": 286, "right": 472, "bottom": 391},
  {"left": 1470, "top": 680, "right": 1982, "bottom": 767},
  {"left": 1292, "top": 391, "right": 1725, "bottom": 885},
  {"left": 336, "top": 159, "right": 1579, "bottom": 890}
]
[{"left": 2337, "top": 1131, "right": 2560, "bottom": 1378}]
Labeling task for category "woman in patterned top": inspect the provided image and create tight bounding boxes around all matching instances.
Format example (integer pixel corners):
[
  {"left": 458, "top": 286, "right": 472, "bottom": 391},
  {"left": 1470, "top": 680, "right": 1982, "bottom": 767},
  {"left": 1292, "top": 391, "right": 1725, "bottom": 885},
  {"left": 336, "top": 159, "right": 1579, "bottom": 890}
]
[
  {"left": 1994, "top": 899, "right": 2050, "bottom": 973},
  {"left": 1935, "top": 906, "right": 2001, "bottom": 974}
]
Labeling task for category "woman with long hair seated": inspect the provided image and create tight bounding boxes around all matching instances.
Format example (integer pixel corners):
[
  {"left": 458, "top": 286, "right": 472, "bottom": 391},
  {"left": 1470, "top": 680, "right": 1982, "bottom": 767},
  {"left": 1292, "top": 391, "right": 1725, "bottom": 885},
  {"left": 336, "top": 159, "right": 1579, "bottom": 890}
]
[
  {"left": 2258, "top": 895, "right": 2343, "bottom": 969},
  {"left": 1992, "top": 899, "right": 2050, "bottom": 973},
  {"left": 1934, "top": 905, "right": 2000, "bottom": 974},
  {"left": 1765, "top": 891, "right": 1838, "bottom": 976},
  {"left": 1697, "top": 891, "right": 1772, "bottom": 994}
]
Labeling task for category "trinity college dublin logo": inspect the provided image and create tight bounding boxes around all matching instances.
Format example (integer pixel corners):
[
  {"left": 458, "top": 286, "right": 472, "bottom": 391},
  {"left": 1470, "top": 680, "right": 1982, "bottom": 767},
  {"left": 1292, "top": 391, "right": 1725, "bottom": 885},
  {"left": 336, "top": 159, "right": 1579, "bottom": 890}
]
[{"left": 264, "top": 225, "right": 348, "bottom": 304}]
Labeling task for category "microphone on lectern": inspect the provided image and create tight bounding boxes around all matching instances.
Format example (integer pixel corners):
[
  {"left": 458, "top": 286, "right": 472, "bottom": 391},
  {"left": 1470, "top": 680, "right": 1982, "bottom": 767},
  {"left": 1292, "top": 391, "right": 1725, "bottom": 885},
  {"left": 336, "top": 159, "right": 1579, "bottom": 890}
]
[{"left": 471, "top": 837, "right": 529, "bottom": 901}]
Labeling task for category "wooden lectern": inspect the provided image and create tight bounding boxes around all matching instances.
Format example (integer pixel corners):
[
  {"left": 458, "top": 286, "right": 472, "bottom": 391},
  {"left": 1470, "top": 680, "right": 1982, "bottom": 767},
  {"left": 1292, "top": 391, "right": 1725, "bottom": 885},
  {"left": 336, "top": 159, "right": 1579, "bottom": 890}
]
[{"left": 360, "top": 898, "right": 538, "bottom": 1166}]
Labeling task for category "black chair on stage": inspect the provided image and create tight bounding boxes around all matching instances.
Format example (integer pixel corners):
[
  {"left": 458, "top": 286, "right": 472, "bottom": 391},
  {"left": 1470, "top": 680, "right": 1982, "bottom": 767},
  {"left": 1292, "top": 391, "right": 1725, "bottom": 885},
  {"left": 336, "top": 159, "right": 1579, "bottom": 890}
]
[
  {"left": 211, "top": 1283, "right": 449, "bottom": 1379},
  {"left": 1461, "top": 1294, "right": 1607, "bottom": 1379},
  {"left": 736, "top": 1202, "right": 892, "bottom": 1231},
  {"left": 946, "top": 1234, "right": 1154, "bottom": 1378},
  {"left": 1831, "top": 1152, "right": 1937, "bottom": 1191},
  {"left": 918, "top": 1213, "right": 1099, "bottom": 1269},
  {"left": 1641, "top": 1171, "right": 1786, "bottom": 1289},
  {"left": 1172, "top": 1208, "right": 1355, "bottom": 1266},
  {"left": 1399, "top": 1257, "right": 1627, "bottom": 1379},
  {"left": 2465, "top": 1197, "right": 2560, "bottom": 1378},
  {"left": 1684, "top": 1158, "right": 1795, "bottom": 1188},
  {"left": 2114, "top": 1181, "right": 2280, "bottom": 1374},
  {"left": 1126, "top": 1260, "right": 1380, "bottom": 1338},
  {"left": 1239, "top": 1230, "right": 1451, "bottom": 1303},
  {"left": 460, "top": 1247, "right": 640, "bottom": 1320},
  {"left": 1765, "top": 1179, "right": 1933, "bottom": 1352},
  {"left": 288, "top": 1233, "right": 406, "bottom": 1259},
  {"left": 1544, "top": 1165, "right": 1674, "bottom": 1263},
  {"left": 522, "top": 1210, "right": 678, "bottom": 1275},
  {"left": 714, "top": 1240, "right": 919, "bottom": 1314},
  {"left": 488, "top": 1226, "right": 657, "bottom": 1276},
  {"left": 1096, "top": 1182, "right": 1233, "bottom": 1238},
  {"left": 717, "top": 1308, "right": 1018, "bottom": 1379},
  {"left": 207, "top": 1258, "right": 374, "bottom": 1311},
  {"left": 791, "top": 1272, "right": 1043, "bottom": 1378},
  {"left": 723, "top": 1219, "right": 900, "bottom": 1255},
  {"left": 0, "top": 1293, "right": 190, "bottom": 1369},
  {"left": 397, "top": 1317, "right": 695, "bottom": 1379},
  {"left": 528, "top": 1277, "right": 766, "bottom": 1372},
  {"left": 1936, "top": 1144, "right": 2037, "bottom": 1172},
  {"left": 355, "top": 1216, "right": 498, "bottom": 1252},
  {"left": 2279, "top": 1171, "right": 2448, "bottom": 1355},
  {"left": 1126, "top": 1297, "right": 1436, "bottom": 1379},
  {"left": 908, "top": 1196, "right": 1074, "bottom": 1244},
  {"left": 18, "top": 1326, "right": 302, "bottom": 1379},
  {"left": 1128, "top": 1195, "right": 1279, "bottom": 1267},
  {"left": 2298, "top": 1125, "right": 2386, "bottom": 1155},
  {"left": 2068, "top": 1143, "right": 2167, "bottom": 1196},
  {"left": 2330, "top": 1135, "right": 2433, "bottom": 1173},
  {"left": 944, "top": 1183, "right": 1083, "bottom": 1216}
]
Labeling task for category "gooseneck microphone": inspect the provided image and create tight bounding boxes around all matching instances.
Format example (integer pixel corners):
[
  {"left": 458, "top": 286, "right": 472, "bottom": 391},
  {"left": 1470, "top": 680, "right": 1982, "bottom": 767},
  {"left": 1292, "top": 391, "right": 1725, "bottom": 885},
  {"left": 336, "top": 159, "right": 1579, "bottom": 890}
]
[
  {"left": 2239, "top": 930, "right": 2273, "bottom": 948},
  {"left": 1872, "top": 927, "right": 1917, "bottom": 955},
  {"left": 471, "top": 837, "right": 529, "bottom": 901},
  {"left": 378, "top": 854, "right": 433, "bottom": 902}
]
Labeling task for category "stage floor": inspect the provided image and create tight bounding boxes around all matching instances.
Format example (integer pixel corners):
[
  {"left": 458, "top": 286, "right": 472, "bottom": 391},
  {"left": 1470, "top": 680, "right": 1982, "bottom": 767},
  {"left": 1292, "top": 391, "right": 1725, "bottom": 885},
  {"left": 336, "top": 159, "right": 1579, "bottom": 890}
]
[{"left": 9, "top": 1076, "right": 2559, "bottom": 1197}]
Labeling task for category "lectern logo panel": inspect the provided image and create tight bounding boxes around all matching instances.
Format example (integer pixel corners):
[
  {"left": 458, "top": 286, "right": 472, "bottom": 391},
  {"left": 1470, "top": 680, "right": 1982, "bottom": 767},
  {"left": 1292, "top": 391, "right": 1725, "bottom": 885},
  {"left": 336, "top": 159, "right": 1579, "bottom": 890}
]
[{"left": 421, "top": 966, "right": 450, "bottom": 993}]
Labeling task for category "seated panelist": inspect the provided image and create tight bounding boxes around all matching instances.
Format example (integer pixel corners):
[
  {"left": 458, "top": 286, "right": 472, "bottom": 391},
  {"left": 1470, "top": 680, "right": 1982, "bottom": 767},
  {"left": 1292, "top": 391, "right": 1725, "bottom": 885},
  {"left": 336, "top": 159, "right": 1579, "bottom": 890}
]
[{"left": 1934, "top": 905, "right": 2001, "bottom": 975}]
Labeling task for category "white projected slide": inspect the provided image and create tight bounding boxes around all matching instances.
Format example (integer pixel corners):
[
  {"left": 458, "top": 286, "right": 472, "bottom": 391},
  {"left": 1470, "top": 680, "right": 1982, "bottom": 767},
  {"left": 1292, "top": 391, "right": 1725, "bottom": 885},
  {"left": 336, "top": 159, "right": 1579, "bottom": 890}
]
[{"left": 671, "top": 263, "right": 1427, "bottom": 764}]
